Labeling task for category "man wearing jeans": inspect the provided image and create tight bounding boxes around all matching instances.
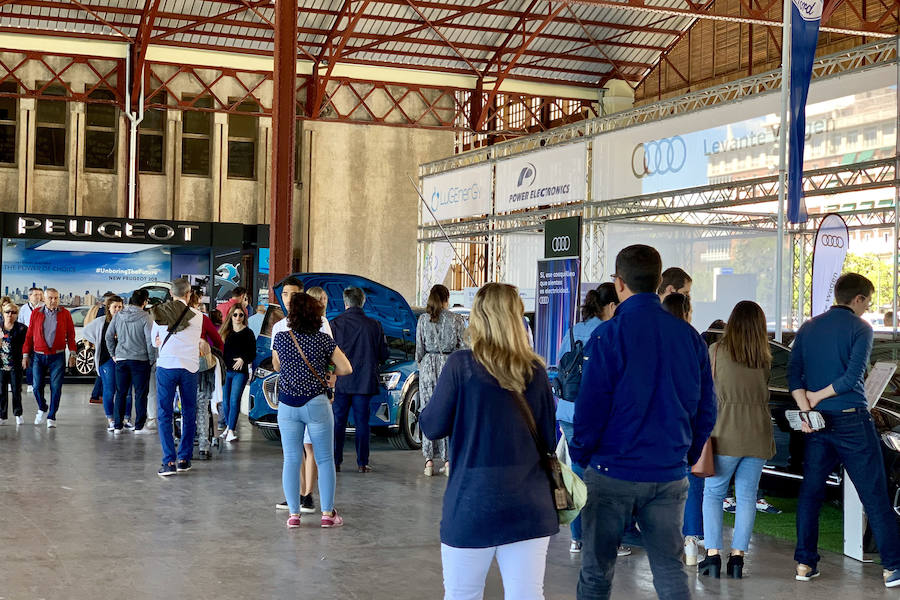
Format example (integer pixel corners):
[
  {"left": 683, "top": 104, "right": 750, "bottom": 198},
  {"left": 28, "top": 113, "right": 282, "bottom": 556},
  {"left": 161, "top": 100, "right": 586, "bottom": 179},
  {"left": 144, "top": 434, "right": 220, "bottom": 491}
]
[
  {"left": 572, "top": 245, "right": 717, "bottom": 600},
  {"left": 788, "top": 273, "right": 900, "bottom": 587},
  {"left": 331, "top": 286, "right": 389, "bottom": 472},
  {"left": 106, "top": 289, "right": 155, "bottom": 433},
  {"left": 151, "top": 278, "right": 202, "bottom": 477},
  {"left": 22, "top": 288, "right": 76, "bottom": 427}
]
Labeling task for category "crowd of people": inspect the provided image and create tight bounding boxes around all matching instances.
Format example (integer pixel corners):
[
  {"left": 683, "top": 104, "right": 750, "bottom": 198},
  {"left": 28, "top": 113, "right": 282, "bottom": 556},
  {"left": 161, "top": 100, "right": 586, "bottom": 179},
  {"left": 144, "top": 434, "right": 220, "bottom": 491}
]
[{"left": 4, "top": 245, "right": 900, "bottom": 599}]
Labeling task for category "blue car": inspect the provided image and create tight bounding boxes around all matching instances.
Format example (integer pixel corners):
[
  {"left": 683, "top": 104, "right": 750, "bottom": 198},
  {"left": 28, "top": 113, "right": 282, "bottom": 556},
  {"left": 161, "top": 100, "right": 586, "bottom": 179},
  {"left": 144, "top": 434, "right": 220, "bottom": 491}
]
[{"left": 247, "top": 273, "right": 423, "bottom": 450}]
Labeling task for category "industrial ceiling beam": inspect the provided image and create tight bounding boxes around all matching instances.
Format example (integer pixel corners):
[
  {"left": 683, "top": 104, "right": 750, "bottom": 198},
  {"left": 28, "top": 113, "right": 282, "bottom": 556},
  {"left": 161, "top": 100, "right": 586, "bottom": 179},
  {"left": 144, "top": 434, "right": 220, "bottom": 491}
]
[
  {"left": 131, "top": 0, "right": 160, "bottom": 105},
  {"left": 402, "top": 0, "right": 481, "bottom": 74},
  {"left": 150, "top": 0, "right": 274, "bottom": 42},
  {"left": 475, "top": 2, "right": 567, "bottom": 131}
]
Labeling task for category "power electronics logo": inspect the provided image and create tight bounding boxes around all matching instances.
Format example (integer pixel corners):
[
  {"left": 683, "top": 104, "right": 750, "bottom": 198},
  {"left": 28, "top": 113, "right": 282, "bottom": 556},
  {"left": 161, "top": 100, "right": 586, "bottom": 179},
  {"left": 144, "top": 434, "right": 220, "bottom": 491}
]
[
  {"left": 631, "top": 136, "right": 687, "bottom": 179},
  {"left": 517, "top": 163, "right": 537, "bottom": 188}
]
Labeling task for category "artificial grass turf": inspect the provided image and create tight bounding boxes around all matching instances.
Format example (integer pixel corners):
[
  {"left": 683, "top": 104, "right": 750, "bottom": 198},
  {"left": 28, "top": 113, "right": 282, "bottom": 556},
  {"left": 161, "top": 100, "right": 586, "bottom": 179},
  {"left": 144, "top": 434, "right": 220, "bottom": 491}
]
[{"left": 722, "top": 496, "right": 844, "bottom": 554}]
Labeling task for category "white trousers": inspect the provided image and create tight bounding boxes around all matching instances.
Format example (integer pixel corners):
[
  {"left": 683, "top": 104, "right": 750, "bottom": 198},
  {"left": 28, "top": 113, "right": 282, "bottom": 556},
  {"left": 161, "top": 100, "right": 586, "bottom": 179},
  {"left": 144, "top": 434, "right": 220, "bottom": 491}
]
[{"left": 441, "top": 536, "right": 550, "bottom": 600}]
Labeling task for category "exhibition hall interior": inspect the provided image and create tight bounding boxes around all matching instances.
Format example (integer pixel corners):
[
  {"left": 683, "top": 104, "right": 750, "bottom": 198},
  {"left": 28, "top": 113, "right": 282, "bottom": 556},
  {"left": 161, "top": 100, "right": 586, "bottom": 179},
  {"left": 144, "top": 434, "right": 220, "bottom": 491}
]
[{"left": 2, "top": 1, "right": 900, "bottom": 598}]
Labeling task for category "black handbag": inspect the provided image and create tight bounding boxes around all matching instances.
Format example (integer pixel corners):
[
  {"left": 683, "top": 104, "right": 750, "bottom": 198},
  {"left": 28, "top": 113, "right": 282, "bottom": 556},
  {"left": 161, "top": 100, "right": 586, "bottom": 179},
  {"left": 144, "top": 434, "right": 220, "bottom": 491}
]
[{"left": 510, "top": 390, "right": 575, "bottom": 511}]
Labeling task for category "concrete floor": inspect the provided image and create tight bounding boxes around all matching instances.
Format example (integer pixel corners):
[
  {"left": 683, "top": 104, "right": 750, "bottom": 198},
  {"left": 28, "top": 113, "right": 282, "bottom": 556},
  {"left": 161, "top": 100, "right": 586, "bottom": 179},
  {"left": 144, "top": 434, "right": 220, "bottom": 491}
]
[{"left": 0, "top": 385, "right": 895, "bottom": 600}]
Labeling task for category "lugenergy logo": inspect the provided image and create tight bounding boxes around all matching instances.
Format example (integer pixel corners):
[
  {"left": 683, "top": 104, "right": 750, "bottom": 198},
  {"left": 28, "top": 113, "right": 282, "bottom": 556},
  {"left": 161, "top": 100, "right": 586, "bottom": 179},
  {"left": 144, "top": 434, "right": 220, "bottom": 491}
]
[
  {"left": 793, "top": 0, "right": 822, "bottom": 20},
  {"left": 429, "top": 184, "right": 481, "bottom": 213}
]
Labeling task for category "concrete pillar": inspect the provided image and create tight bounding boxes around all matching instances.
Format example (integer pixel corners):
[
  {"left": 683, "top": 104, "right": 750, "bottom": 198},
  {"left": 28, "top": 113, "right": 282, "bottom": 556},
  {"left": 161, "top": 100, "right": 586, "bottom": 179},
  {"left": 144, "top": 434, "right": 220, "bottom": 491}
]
[
  {"left": 68, "top": 101, "right": 85, "bottom": 215},
  {"left": 211, "top": 111, "right": 227, "bottom": 222},
  {"left": 17, "top": 97, "right": 35, "bottom": 212},
  {"left": 167, "top": 109, "right": 181, "bottom": 220}
]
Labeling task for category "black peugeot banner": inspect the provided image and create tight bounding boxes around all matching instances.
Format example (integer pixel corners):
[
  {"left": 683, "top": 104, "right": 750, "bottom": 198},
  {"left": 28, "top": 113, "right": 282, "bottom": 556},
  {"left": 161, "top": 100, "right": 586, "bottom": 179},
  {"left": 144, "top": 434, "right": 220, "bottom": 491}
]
[
  {"left": 544, "top": 216, "right": 582, "bottom": 259},
  {"left": 2, "top": 212, "right": 213, "bottom": 246}
]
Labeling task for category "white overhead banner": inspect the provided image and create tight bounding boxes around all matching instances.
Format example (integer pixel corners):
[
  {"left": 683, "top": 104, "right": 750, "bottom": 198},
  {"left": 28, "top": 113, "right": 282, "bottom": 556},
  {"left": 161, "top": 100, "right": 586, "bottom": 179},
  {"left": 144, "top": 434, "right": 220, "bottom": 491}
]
[
  {"left": 810, "top": 213, "right": 849, "bottom": 317},
  {"left": 420, "top": 242, "right": 455, "bottom": 304},
  {"left": 495, "top": 142, "right": 587, "bottom": 213},
  {"left": 421, "top": 164, "right": 492, "bottom": 223}
]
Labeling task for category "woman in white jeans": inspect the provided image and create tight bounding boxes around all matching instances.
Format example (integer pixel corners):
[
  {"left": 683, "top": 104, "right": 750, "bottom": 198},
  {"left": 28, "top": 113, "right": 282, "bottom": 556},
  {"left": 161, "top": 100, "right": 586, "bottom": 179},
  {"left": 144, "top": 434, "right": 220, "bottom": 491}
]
[{"left": 420, "top": 283, "right": 558, "bottom": 600}]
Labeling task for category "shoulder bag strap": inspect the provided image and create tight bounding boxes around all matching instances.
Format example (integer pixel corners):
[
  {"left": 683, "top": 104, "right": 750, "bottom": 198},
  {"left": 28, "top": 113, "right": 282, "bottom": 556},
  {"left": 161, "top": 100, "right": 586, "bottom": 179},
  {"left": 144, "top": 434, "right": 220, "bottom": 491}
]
[
  {"left": 711, "top": 344, "right": 718, "bottom": 378},
  {"left": 160, "top": 304, "right": 192, "bottom": 350},
  {"left": 509, "top": 389, "right": 551, "bottom": 459},
  {"left": 288, "top": 330, "right": 330, "bottom": 390},
  {"left": 569, "top": 324, "right": 576, "bottom": 353}
]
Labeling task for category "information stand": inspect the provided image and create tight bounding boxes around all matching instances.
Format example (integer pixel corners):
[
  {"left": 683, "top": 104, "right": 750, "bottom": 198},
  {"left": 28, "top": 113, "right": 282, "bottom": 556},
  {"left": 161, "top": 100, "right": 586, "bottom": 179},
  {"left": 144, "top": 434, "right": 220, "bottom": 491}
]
[{"left": 843, "top": 361, "right": 897, "bottom": 561}]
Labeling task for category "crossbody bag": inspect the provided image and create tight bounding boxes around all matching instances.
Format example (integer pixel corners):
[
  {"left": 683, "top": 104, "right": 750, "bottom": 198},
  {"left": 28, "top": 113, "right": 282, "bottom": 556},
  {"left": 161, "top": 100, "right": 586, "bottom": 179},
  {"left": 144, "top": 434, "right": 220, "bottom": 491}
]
[
  {"left": 288, "top": 331, "right": 334, "bottom": 400},
  {"left": 160, "top": 304, "right": 192, "bottom": 350}
]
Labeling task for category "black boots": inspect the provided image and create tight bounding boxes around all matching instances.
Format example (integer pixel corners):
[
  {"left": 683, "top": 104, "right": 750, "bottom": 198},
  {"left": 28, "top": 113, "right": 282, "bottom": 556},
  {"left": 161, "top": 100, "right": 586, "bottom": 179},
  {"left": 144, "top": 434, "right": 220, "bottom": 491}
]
[
  {"left": 726, "top": 554, "right": 744, "bottom": 579},
  {"left": 698, "top": 554, "right": 721, "bottom": 578}
]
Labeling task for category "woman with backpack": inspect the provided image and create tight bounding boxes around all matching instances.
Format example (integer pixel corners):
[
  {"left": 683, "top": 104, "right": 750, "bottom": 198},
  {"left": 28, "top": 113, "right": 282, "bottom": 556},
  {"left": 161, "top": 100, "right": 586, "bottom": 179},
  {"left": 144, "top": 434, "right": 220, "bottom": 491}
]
[
  {"left": 416, "top": 284, "right": 465, "bottom": 477},
  {"left": 556, "top": 283, "right": 619, "bottom": 554}
]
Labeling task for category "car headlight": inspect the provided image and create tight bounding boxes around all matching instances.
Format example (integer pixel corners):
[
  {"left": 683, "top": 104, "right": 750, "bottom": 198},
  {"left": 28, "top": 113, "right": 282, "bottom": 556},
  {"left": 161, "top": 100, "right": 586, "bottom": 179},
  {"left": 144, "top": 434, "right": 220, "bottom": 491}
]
[
  {"left": 255, "top": 367, "right": 274, "bottom": 379},
  {"left": 883, "top": 431, "right": 900, "bottom": 452},
  {"left": 380, "top": 371, "right": 402, "bottom": 390}
]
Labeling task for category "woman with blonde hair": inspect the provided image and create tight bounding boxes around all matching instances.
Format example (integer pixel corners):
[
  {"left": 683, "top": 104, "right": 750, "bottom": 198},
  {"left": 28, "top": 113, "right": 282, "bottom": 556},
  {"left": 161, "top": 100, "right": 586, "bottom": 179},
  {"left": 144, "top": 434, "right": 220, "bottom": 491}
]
[
  {"left": 0, "top": 297, "right": 27, "bottom": 425},
  {"left": 698, "top": 300, "right": 775, "bottom": 579},
  {"left": 420, "top": 283, "right": 558, "bottom": 599},
  {"left": 416, "top": 284, "right": 465, "bottom": 476}
]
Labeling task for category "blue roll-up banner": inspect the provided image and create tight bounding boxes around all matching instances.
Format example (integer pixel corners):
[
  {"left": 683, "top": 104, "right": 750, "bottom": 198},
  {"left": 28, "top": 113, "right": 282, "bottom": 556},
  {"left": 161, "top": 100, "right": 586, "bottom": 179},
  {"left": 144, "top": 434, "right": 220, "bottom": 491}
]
[
  {"left": 788, "top": 0, "right": 822, "bottom": 224},
  {"left": 534, "top": 258, "right": 581, "bottom": 367}
]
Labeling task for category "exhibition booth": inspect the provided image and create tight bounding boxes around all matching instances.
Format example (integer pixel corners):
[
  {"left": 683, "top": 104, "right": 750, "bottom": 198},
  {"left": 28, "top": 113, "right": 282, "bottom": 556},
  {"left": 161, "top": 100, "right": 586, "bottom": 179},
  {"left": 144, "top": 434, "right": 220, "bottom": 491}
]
[{"left": 0, "top": 212, "right": 269, "bottom": 374}]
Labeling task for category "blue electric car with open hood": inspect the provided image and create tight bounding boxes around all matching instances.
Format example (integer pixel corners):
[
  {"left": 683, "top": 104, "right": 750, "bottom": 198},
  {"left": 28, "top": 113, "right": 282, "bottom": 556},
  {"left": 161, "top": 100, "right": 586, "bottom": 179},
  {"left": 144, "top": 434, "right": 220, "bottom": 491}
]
[{"left": 247, "top": 273, "right": 423, "bottom": 449}]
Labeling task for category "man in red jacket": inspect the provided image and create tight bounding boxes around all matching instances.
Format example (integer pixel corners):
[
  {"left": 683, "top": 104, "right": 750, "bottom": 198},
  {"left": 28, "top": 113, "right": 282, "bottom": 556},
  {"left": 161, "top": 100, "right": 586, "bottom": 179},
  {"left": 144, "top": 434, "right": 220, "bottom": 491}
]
[{"left": 22, "top": 288, "right": 77, "bottom": 427}]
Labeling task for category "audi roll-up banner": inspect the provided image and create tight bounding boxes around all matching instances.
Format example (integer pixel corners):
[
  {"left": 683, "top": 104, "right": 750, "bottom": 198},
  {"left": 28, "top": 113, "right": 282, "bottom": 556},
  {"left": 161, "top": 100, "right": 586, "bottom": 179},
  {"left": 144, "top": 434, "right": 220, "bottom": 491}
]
[
  {"left": 810, "top": 213, "right": 849, "bottom": 317},
  {"left": 534, "top": 258, "right": 580, "bottom": 367},
  {"left": 788, "top": 0, "right": 822, "bottom": 224},
  {"left": 495, "top": 142, "right": 586, "bottom": 213},
  {"left": 422, "top": 164, "right": 492, "bottom": 223}
]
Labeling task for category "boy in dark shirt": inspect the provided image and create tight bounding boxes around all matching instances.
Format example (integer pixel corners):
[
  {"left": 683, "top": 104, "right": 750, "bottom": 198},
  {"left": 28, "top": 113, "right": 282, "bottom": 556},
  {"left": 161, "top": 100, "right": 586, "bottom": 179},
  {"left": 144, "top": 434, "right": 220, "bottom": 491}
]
[{"left": 788, "top": 273, "right": 900, "bottom": 587}]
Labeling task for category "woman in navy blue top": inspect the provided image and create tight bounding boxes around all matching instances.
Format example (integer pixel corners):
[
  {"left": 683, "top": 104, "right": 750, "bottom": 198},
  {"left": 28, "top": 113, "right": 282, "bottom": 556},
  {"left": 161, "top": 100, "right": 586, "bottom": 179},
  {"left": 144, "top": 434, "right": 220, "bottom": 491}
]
[
  {"left": 273, "top": 293, "right": 351, "bottom": 529},
  {"left": 420, "top": 282, "right": 558, "bottom": 600}
]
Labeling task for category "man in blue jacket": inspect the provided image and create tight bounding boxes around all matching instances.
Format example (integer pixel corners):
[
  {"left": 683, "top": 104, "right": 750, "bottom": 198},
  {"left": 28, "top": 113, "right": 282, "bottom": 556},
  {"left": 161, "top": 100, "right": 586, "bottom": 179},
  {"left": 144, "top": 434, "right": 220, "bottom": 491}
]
[
  {"left": 788, "top": 273, "right": 900, "bottom": 587},
  {"left": 572, "top": 244, "right": 716, "bottom": 600},
  {"left": 331, "top": 286, "right": 389, "bottom": 473}
]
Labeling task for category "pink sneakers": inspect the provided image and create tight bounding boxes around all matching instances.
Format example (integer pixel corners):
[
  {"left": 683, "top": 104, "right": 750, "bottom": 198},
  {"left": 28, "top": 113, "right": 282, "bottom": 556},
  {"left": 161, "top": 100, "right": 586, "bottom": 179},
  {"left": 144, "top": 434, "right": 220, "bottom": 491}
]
[
  {"left": 286, "top": 515, "right": 301, "bottom": 529},
  {"left": 321, "top": 510, "right": 344, "bottom": 528}
]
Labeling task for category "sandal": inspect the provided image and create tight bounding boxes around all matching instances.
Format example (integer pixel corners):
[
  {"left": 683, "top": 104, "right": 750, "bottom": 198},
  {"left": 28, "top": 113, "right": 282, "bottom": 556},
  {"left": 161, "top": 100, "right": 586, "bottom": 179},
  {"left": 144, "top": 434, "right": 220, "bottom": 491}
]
[{"left": 424, "top": 460, "right": 434, "bottom": 477}]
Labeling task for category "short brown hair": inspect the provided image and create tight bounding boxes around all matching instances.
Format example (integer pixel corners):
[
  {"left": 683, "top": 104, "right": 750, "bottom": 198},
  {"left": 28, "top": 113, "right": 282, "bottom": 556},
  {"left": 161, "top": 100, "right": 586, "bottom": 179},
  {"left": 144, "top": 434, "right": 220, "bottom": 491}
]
[
  {"left": 657, "top": 267, "right": 692, "bottom": 295},
  {"left": 834, "top": 273, "right": 874, "bottom": 305},
  {"left": 615, "top": 245, "right": 662, "bottom": 294},
  {"left": 288, "top": 293, "right": 324, "bottom": 334}
]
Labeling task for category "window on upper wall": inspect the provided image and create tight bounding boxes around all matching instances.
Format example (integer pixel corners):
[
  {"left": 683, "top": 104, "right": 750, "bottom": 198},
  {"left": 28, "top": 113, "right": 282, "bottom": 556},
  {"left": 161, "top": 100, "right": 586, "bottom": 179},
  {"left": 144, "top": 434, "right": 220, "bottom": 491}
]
[
  {"left": 182, "top": 95, "right": 212, "bottom": 176},
  {"left": 0, "top": 81, "right": 16, "bottom": 166},
  {"left": 35, "top": 84, "right": 67, "bottom": 168},
  {"left": 85, "top": 88, "right": 118, "bottom": 171},
  {"left": 228, "top": 100, "right": 258, "bottom": 179},
  {"left": 139, "top": 91, "right": 166, "bottom": 173}
]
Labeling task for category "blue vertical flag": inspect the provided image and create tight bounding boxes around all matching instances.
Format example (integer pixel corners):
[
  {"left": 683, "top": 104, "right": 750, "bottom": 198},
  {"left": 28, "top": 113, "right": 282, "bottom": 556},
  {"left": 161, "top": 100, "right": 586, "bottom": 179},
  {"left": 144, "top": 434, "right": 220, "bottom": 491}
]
[{"left": 788, "top": 0, "right": 823, "bottom": 224}]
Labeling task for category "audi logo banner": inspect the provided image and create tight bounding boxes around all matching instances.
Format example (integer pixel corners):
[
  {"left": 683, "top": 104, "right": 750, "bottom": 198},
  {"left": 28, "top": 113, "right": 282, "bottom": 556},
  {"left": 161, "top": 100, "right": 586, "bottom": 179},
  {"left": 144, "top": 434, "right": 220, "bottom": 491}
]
[
  {"left": 551, "top": 236, "right": 572, "bottom": 252},
  {"left": 811, "top": 213, "right": 849, "bottom": 317}
]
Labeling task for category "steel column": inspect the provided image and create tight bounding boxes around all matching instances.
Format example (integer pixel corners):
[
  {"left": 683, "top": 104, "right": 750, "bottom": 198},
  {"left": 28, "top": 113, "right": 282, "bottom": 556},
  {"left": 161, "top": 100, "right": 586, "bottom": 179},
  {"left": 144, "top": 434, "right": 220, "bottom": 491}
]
[{"left": 269, "top": 0, "right": 297, "bottom": 294}]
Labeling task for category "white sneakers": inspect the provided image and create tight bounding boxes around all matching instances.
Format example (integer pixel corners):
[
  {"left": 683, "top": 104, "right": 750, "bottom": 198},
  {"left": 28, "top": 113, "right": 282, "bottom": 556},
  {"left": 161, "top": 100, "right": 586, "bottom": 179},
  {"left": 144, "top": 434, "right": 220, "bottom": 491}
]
[
  {"left": 107, "top": 419, "right": 115, "bottom": 432},
  {"left": 225, "top": 430, "right": 238, "bottom": 443},
  {"left": 34, "top": 410, "right": 46, "bottom": 425},
  {"left": 47, "top": 419, "right": 56, "bottom": 428},
  {"left": 15, "top": 416, "right": 23, "bottom": 425},
  {"left": 684, "top": 536, "right": 700, "bottom": 566},
  {"left": 0, "top": 418, "right": 6, "bottom": 425}
]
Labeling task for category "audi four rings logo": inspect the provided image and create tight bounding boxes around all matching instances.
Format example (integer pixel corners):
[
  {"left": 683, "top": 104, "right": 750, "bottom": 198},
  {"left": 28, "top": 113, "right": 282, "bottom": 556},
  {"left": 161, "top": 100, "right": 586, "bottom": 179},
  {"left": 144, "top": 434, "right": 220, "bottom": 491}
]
[
  {"left": 551, "top": 236, "right": 572, "bottom": 252},
  {"left": 631, "top": 136, "right": 688, "bottom": 179},
  {"left": 819, "top": 234, "right": 845, "bottom": 248}
]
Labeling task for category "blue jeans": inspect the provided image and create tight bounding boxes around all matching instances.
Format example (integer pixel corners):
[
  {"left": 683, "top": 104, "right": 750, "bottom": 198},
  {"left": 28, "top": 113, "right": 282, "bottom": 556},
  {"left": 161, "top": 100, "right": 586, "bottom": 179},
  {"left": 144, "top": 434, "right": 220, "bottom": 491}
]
[
  {"left": 222, "top": 371, "right": 248, "bottom": 431},
  {"left": 578, "top": 469, "right": 689, "bottom": 600},
  {"left": 682, "top": 473, "right": 704, "bottom": 537},
  {"left": 559, "top": 421, "right": 584, "bottom": 542},
  {"left": 702, "top": 455, "right": 765, "bottom": 552},
  {"left": 115, "top": 360, "right": 150, "bottom": 430},
  {"left": 278, "top": 395, "right": 336, "bottom": 514},
  {"left": 795, "top": 409, "right": 900, "bottom": 570},
  {"left": 32, "top": 353, "right": 65, "bottom": 419},
  {"left": 333, "top": 392, "right": 372, "bottom": 467},
  {"left": 156, "top": 367, "right": 198, "bottom": 465},
  {"left": 99, "top": 359, "right": 117, "bottom": 419},
  {"left": 91, "top": 375, "right": 102, "bottom": 399}
]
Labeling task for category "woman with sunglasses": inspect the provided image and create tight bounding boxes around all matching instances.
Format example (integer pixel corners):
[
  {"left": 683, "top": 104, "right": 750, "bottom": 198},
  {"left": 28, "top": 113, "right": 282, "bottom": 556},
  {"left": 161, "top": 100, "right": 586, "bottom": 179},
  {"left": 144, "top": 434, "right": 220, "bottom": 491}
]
[
  {"left": 0, "top": 298, "right": 27, "bottom": 425},
  {"left": 219, "top": 304, "right": 256, "bottom": 442}
]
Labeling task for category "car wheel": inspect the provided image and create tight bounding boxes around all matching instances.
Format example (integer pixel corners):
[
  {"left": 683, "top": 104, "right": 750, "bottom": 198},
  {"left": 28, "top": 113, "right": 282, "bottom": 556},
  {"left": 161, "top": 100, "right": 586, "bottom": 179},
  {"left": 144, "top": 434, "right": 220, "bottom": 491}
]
[
  {"left": 259, "top": 427, "right": 281, "bottom": 442},
  {"left": 75, "top": 343, "right": 94, "bottom": 376},
  {"left": 390, "top": 380, "right": 422, "bottom": 450}
]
